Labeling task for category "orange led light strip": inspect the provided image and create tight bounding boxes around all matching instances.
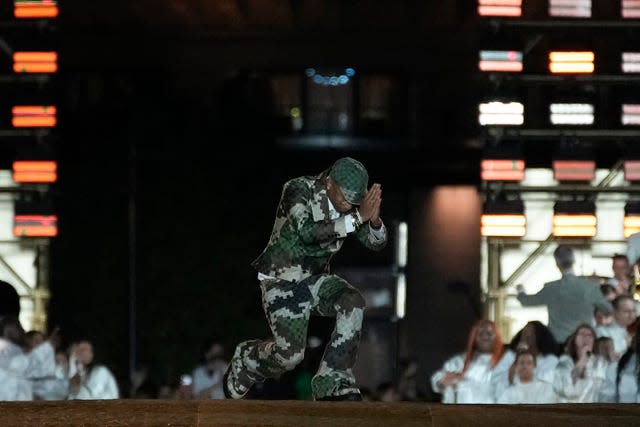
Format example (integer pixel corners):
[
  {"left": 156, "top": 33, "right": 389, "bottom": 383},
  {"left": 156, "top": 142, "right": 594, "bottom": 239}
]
[
  {"left": 12, "top": 106, "right": 56, "bottom": 128},
  {"left": 624, "top": 216, "right": 640, "bottom": 238},
  {"left": 624, "top": 160, "right": 640, "bottom": 181},
  {"left": 553, "top": 160, "right": 595, "bottom": 181},
  {"left": 549, "top": 51, "right": 594, "bottom": 74},
  {"left": 13, "top": 215, "right": 58, "bottom": 237},
  {"left": 12, "top": 161, "right": 57, "bottom": 183},
  {"left": 481, "top": 159, "right": 525, "bottom": 181},
  {"left": 14, "top": 1, "right": 58, "bottom": 18},
  {"left": 481, "top": 214, "right": 526, "bottom": 237},
  {"left": 553, "top": 215, "right": 597, "bottom": 237},
  {"left": 623, "top": 0, "right": 640, "bottom": 18},
  {"left": 478, "top": 0, "right": 522, "bottom": 16},
  {"left": 13, "top": 52, "right": 57, "bottom": 73}
]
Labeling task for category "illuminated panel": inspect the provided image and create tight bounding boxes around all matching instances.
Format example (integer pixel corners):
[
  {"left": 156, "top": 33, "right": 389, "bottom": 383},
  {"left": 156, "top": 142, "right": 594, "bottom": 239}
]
[
  {"left": 481, "top": 214, "right": 526, "bottom": 237},
  {"left": 477, "top": 0, "right": 522, "bottom": 17},
  {"left": 553, "top": 214, "right": 597, "bottom": 237},
  {"left": 550, "top": 103, "right": 594, "bottom": 125},
  {"left": 624, "top": 160, "right": 640, "bottom": 181},
  {"left": 549, "top": 0, "right": 592, "bottom": 17},
  {"left": 624, "top": 202, "right": 640, "bottom": 237},
  {"left": 13, "top": 52, "right": 57, "bottom": 73},
  {"left": 12, "top": 106, "right": 56, "bottom": 128},
  {"left": 479, "top": 102, "right": 524, "bottom": 125},
  {"left": 481, "top": 159, "right": 525, "bottom": 181},
  {"left": 549, "top": 51, "right": 594, "bottom": 74},
  {"left": 553, "top": 160, "right": 596, "bottom": 181},
  {"left": 479, "top": 50, "right": 523, "bottom": 72},
  {"left": 624, "top": 215, "right": 640, "bottom": 238},
  {"left": 622, "top": 104, "right": 640, "bottom": 126},
  {"left": 622, "top": 52, "right": 640, "bottom": 73},
  {"left": 14, "top": 0, "right": 58, "bottom": 18},
  {"left": 13, "top": 215, "right": 57, "bottom": 237},
  {"left": 12, "top": 161, "right": 57, "bottom": 183},
  {"left": 622, "top": 0, "right": 640, "bottom": 18}
]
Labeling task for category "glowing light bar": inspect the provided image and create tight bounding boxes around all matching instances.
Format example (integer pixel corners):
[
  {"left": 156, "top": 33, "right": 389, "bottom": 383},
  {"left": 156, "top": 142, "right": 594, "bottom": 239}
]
[
  {"left": 553, "top": 214, "right": 597, "bottom": 237},
  {"left": 479, "top": 50, "right": 523, "bottom": 72},
  {"left": 622, "top": 0, "right": 640, "bottom": 18},
  {"left": 12, "top": 161, "right": 57, "bottom": 183},
  {"left": 14, "top": 0, "right": 58, "bottom": 18},
  {"left": 481, "top": 214, "right": 526, "bottom": 237},
  {"left": 12, "top": 106, "right": 56, "bottom": 128},
  {"left": 624, "top": 215, "right": 640, "bottom": 238},
  {"left": 549, "top": 51, "right": 594, "bottom": 74},
  {"left": 622, "top": 52, "right": 640, "bottom": 73},
  {"left": 553, "top": 201, "right": 596, "bottom": 237},
  {"left": 553, "top": 160, "right": 595, "bottom": 181},
  {"left": 13, "top": 52, "right": 57, "bottom": 73},
  {"left": 622, "top": 104, "right": 640, "bottom": 126},
  {"left": 477, "top": 0, "right": 522, "bottom": 17},
  {"left": 549, "top": 0, "right": 591, "bottom": 17},
  {"left": 624, "top": 202, "right": 640, "bottom": 237},
  {"left": 13, "top": 215, "right": 58, "bottom": 237},
  {"left": 479, "top": 102, "right": 524, "bottom": 125},
  {"left": 624, "top": 160, "right": 640, "bottom": 181},
  {"left": 481, "top": 159, "right": 525, "bottom": 181},
  {"left": 550, "top": 103, "right": 594, "bottom": 125}
]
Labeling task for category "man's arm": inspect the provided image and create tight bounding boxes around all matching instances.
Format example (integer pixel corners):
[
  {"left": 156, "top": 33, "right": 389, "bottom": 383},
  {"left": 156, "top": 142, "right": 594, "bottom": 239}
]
[
  {"left": 282, "top": 180, "right": 352, "bottom": 244},
  {"left": 516, "top": 284, "right": 549, "bottom": 306},
  {"left": 354, "top": 182, "right": 387, "bottom": 250}
]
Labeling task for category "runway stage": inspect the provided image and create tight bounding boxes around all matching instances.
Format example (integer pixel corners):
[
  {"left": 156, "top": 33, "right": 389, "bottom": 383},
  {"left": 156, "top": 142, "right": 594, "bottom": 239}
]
[{"left": 2, "top": 399, "right": 640, "bottom": 426}]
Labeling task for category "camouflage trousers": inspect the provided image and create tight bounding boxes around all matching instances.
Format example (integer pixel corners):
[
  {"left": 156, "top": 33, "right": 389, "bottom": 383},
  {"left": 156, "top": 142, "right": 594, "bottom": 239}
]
[{"left": 233, "top": 273, "right": 365, "bottom": 399}]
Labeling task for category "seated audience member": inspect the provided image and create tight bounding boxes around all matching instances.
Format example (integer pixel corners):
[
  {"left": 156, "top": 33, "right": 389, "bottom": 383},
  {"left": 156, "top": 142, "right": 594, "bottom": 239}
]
[
  {"left": 605, "top": 254, "right": 634, "bottom": 298},
  {"left": 594, "top": 336, "right": 619, "bottom": 402},
  {"left": 596, "top": 295, "right": 636, "bottom": 357},
  {"left": 68, "top": 340, "right": 119, "bottom": 399},
  {"left": 0, "top": 316, "right": 56, "bottom": 401},
  {"left": 430, "top": 319, "right": 505, "bottom": 404},
  {"left": 616, "top": 333, "right": 640, "bottom": 403},
  {"left": 600, "top": 284, "right": 617, "bottom": 302},
  {"left": 594, "top": 306, "right": 613, "bottom": 327},
  {"left": 553, "top": 324, "right": 606, "bottom": 403},
  {"left": 191, "top": 338, "right": 228, "bottom": 399},
  {"left": 497, "top": 350, "right": 557, "bottom": 404},
  {"left": 24, "top": 330, "right": 45, "bottom": 352},
  {"left": 32, "top": 349, "right": 70, "bottom": 401},
  {"left": 493, "top": 320, "right": 559, "bottom": 394}
]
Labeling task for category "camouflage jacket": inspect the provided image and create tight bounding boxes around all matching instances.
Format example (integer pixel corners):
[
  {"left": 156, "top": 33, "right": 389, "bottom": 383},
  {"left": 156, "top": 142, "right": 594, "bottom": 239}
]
[{"left": 251, "top": 169, "right": 387, "bottom": 282}]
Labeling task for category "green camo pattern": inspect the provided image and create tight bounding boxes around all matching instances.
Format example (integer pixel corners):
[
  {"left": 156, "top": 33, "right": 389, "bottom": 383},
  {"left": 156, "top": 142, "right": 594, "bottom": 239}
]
[
  {"left": 251, "top": 168, "right": 386, "bottom": 283},
  {"left": 233, "top": 274, "right": 366, "bottom": 399}
]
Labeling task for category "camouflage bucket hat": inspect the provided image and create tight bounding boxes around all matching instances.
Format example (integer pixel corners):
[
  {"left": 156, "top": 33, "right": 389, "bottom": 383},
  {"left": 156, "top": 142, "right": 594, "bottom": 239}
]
[{"left": 329, "top": 157, "right": 369, "bottom": 205}]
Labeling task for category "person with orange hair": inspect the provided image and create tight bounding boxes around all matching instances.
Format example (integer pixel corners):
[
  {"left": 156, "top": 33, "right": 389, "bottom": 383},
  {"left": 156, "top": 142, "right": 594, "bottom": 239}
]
[{"left": 430, "top": 319, "right": 506, "bottom": 403}]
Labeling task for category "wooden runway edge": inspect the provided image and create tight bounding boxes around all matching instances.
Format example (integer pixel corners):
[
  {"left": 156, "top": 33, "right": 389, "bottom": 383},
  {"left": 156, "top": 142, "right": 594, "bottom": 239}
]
[{"left": 1, "top": 400, "right": 640, "bottom": 427}]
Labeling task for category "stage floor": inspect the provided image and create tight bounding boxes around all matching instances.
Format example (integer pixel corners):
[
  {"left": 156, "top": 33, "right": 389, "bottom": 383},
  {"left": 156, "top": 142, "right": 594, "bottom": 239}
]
[{"left": 2, "top": 399, "right": 640, "bottom": 426}]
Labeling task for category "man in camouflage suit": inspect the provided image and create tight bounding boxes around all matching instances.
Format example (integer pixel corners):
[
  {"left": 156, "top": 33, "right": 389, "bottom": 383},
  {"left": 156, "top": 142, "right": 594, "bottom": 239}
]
[{"left": 223, "top": 157, "right": 387, "bottom": 401}]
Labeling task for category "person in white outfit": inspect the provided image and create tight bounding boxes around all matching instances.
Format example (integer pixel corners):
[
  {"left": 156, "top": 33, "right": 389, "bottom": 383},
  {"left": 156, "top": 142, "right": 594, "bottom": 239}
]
[
  {"left": 594, "top": 336, "right": 620, "bottom": 402},
  {"left": 191, "top": 338, "right": 228, "bottom": 399},
  {"left": 0, "top": 316, "right": 56, "bottom": 401},
  {"left": 553, "top": 324, "right": 606, "bottom": 403},
  {"left": 68, "top": 340, "right": 119, "bottom": 400},
  {"left": 492, "top": 320, "right": 559, "bottom": 398},
  {"left": 615, "top": 322, "right": 640, "bottom": 403},
  {"left": 595, "top": 295, "right": 636, "bottom": 358},
  {"left": 431, "top": 319, "right": 506, "bottom": 404},
  {"left": 497, "top": 349, "right": 557, "bottom": 404}
]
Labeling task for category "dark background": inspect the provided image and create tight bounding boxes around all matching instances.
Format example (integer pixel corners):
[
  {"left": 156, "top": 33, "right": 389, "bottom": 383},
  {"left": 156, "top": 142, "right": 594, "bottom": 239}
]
[{"left": 5, "top": 0, "right": 632, "bottom": 400}]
